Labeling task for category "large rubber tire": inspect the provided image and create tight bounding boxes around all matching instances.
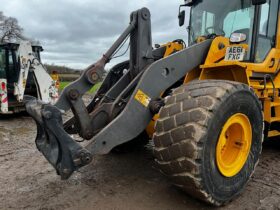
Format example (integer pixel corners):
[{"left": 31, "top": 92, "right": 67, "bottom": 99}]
[{"left": 153, "top": 80, "right": 263, "bottom": 206}]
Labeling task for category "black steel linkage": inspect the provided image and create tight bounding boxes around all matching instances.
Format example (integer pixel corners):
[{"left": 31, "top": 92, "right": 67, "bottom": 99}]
[
  {"left": 54, "top": 8, "right": 140, "bottom": 112},
  {"left": 87, "top": 40, "right": 212, "bottom": 155},
  {"left": 26, "top": 7, "right": 212, "bottom": 179},
  {"left": 25, "top": 98, "right": 92, "bottom": 179},
  {"left": 129, "top": 8, "right": 153, "bottom": 78},
  {"left": 63, "top": 7, "right": 154, "bottom": 139},
  {"left": 26, "top": 7, "right": 156, "bottom": 178}
]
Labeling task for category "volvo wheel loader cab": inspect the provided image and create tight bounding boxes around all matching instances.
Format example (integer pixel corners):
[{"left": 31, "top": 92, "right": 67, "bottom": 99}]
[
  {"left": 25, "top": 0, "right": 280, "bottom": 206},
  {"left": 0, "top": 41, "right": 58, "bottom": 114}
]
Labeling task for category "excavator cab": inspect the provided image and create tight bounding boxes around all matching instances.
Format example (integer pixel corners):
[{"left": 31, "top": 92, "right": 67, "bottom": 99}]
[
  {"left": 0, "top": 42, "right": 56, "bottom": 113},
  {"left": 0, "top": 43, "right": 39, "bottom": 113}
]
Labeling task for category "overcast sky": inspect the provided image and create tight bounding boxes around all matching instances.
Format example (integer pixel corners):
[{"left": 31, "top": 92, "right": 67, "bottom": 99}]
[{"left": 1, "top": 0, "right": 189, "bottom": 69}]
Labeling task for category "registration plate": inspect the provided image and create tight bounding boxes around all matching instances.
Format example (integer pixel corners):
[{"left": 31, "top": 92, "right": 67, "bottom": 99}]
[{"left": 225, "top": 46, "right": 245, "bottom": 61}]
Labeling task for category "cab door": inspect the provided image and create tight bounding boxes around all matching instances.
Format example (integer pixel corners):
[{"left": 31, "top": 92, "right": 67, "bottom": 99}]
[
  {"left": 6, "top": 48, "right": 20, "bottom": 89},
  {"left": 254, "top": 0, "right": 279, "bottom": 62}
]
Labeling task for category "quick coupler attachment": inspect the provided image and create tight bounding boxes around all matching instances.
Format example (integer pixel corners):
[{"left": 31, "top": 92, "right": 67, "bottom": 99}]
[{"left": 25, "top": 97, "right": 93, "bottom": 179}]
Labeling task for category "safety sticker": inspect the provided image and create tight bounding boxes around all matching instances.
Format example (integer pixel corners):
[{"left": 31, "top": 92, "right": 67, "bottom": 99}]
[
  {"left": 23, "top": 79, "right": 27, "bottom": 88},
  {"left": 135, "top": 89, "right": 151, "bottom": 107},
  {"left": 0, "top": 79, "right": 8, "bottom": 113}
]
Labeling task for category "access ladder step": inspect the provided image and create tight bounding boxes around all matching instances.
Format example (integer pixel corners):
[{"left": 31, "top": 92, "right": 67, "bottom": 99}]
[
  {"left": 268, "top": 130, "right": 280, "bottom": 138},
  {"left": 270, "top": 117, "right": 280, "bottom": 123},
  {"left": 271, "top": 101, "right": 280, "bottom": 107},
  {"left": 251, "top": 84, "right": 274, "bottom": 90}
]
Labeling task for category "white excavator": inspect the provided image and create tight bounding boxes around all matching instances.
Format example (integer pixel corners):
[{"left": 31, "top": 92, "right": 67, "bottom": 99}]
[{"left": 0, "top": 40, "right": 58, "bottom": 114}]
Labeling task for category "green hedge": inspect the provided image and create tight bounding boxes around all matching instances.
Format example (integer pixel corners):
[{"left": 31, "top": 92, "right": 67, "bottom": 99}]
[{"left": 59, "top": 82, "right": 101, "bottom": 94}]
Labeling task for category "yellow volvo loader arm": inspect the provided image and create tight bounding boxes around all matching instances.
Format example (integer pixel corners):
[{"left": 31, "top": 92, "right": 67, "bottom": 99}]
[{"left": 25, "top": 0, "right": 280, "bottom": 206}]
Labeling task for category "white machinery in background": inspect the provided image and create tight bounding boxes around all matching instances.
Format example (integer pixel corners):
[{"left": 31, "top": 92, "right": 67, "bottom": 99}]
[{"left": 0, "top": 41, "right": 58, "bottom": 114}]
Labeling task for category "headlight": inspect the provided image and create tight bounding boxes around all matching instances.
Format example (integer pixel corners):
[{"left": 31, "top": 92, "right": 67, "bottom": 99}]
[{"left": 230, "top": 33, "right": 247, "bottom": 43}]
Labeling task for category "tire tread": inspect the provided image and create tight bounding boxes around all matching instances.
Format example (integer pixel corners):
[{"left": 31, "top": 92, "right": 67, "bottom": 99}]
[{"left": 153, "top": 80, "right": 263, "bottom": 206}]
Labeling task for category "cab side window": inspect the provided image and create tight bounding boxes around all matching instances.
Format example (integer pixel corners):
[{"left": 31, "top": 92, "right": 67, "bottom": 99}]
[
  {"left": 7, "top": 50, "right": 19, "bottom": 83},
  {"left": 202, "top": 11, "right": 214, "bottom": 34},
  {"left": 255, "top": 0, "right": 279, "bottom": 62}
]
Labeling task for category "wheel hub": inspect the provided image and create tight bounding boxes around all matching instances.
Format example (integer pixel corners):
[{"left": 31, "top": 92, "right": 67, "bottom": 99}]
[{"left": 216, "top": 113, "right": 252, "bottom": 177}]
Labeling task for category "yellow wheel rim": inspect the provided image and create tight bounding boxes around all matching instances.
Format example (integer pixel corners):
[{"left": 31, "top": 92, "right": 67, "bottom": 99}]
[{"left": 216, "top": 113, "right": 252, "bottom": 177}]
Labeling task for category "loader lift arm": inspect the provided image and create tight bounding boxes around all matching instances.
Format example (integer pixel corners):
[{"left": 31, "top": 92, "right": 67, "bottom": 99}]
[{"left": 26, "top": 7, "right": 211, "bottom": 179}]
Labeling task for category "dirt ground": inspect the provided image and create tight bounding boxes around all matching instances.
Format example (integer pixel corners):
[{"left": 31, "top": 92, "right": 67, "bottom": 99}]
[{"left": 1, "top": 112, "right": 280, "bottom": 210}]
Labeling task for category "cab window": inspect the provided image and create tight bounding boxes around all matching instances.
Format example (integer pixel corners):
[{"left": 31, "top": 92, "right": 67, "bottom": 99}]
[
  {"left": 223, "top": 8, "right": 254, "bottom": 38},
  {"left": 201, "top": 12, "right": 215, "bottom": 34},
  {"left": 7, "top": 50, "right": 19, "bottom": 84},
  {"left": 223, "top": 7, "right": 254, "bottom": 60},
  {"left": 0, "top": 48, "right": 6, "bottom": 78},
  {"left": 255, "top": 0, "right": 279, "bottom": 62}
]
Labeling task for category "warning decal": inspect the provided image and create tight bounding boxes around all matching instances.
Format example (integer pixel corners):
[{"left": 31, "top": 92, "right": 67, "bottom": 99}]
[{"left": 134, "top": 89, "right": 151, "bottom": 107}]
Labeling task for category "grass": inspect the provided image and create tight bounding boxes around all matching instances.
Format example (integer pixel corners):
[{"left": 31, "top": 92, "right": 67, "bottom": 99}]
[{"left": 59, "top": 81, "right": 101, "bottom": 94}]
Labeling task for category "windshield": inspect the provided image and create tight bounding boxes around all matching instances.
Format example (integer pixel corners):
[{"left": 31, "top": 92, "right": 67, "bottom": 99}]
[
  {"left": 0, "top": 48, "right": 6, "bottom": 78},
  {"left": 189, "top": 0, "right": 255, "bottom": 47}
]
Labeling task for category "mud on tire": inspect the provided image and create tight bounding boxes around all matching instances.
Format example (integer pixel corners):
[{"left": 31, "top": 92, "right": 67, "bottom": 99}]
[{"left": 152, "top": 80, "right": 263, "bottom": 206}]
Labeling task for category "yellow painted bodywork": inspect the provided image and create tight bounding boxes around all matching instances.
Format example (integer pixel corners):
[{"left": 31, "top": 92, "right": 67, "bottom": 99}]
[
  {"left": 183, "top": 33, "right": 280, "bottom": 138},
  {"left": 148, "top": 19, "right": 280, "bottom": 138},
  {"left": 216, "top": 113, "right": 252, "bottom": 177},
  {"left": 162, "top": 41, "right": 185, "bottom": 57}
]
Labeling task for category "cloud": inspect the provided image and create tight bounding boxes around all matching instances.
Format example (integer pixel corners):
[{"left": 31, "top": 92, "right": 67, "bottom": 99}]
[{"left": 1, "top": 0, "right": 189, "bottom": 69}]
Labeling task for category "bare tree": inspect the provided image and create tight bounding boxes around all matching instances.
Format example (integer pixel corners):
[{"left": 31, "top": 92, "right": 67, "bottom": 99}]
[{"left": 0, "top": 12, "right": 23, "bottom": 43}]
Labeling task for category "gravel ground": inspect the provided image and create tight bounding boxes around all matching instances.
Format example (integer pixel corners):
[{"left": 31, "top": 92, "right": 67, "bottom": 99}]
[{"left": 1, "top": 111, "right": 280, "bottom": 210}]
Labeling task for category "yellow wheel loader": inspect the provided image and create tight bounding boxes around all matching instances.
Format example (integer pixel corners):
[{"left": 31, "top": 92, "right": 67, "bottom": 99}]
[{"left": 25, "top": 0, "right": 280, "bottom": 206}]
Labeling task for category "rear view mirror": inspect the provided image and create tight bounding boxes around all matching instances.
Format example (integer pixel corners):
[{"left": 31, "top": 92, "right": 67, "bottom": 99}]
[
  {"left": 178, "top": 10, "right": 185, "bottom": 27},
  {"left": 184, "top": 0, "right": 194, "bottom": 6},
  {"left": 252, "top": 0, "right": 266, "bottom": 5}
]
